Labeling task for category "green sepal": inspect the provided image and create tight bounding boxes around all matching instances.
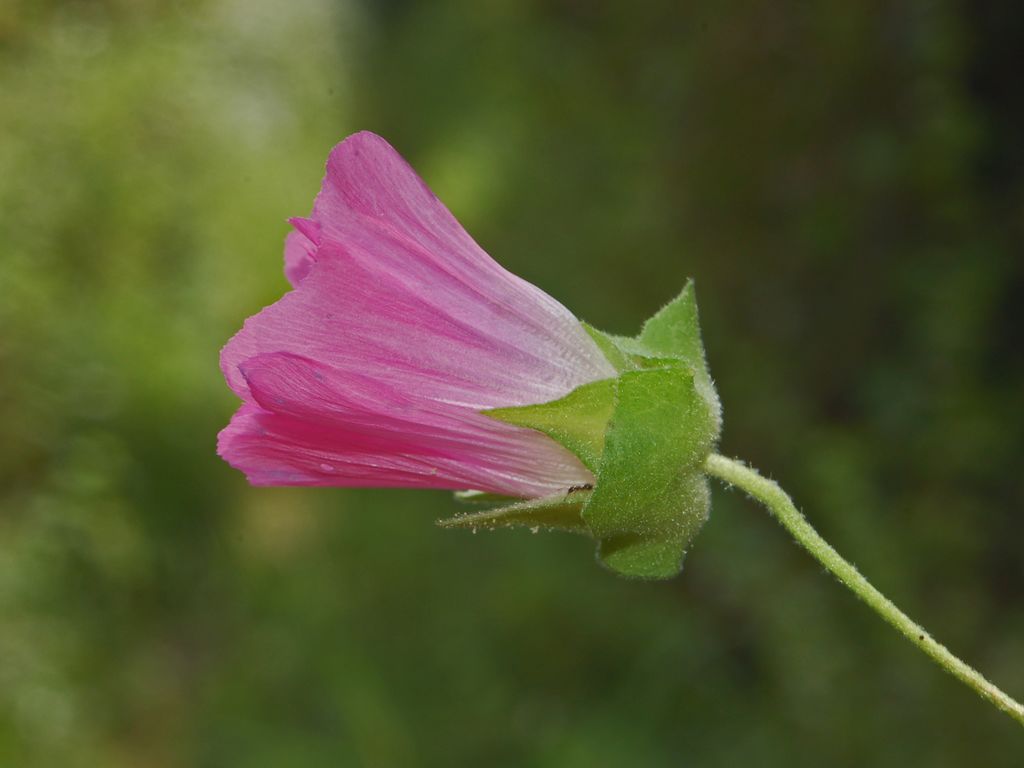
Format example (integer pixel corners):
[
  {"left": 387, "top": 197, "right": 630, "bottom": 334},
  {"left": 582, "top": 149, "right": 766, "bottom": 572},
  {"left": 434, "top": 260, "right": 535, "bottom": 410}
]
[
  {"left": 582, "top": 324, "right": 674, "bottom": 372},
  {"left": 643, "top": 282, "right": 721, "bottom": 428},
  {"left": 438, "top": 489, "right": 591, "bottom": 534},
  {"left": 583, "top": 364, "right": 716, "bottom": 578},
  {"left": 484, "top": 378, "right": 616, "bottom": 473},
  {"left": 596, "top": 472, "right": 710, "bottom": 579},
  {"left": 638, "top": 280, "right": 710, "bottom": 381},
  {"left": 581, "top": 323, "right": 639, "bottom": 372}
]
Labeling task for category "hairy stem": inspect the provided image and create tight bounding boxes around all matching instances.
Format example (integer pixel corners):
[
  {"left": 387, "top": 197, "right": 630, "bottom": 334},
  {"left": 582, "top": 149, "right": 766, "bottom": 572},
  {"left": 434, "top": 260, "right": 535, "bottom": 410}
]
[{"left": 704, "top": 453, "right": 1024, "bottom": 728}]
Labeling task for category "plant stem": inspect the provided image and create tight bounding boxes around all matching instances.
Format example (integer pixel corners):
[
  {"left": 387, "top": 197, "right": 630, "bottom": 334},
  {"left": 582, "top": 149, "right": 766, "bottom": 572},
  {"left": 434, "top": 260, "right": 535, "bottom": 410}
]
[{"left": 703, "top": 453, "right": 1024, "bottom": 728}]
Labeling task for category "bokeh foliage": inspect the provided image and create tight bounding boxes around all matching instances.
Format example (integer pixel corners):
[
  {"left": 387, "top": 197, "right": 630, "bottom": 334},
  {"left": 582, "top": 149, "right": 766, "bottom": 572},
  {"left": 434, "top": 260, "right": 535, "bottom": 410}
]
[{"left": 1, "top": 0, "right": 1022, "bottom": 765}]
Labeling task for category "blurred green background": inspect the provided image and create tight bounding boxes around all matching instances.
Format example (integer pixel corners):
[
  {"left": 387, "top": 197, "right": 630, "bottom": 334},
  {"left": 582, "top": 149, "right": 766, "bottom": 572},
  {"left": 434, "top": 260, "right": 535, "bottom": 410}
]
[{"left": 2, "top": 1, "right": 1022, "bottom": 765}]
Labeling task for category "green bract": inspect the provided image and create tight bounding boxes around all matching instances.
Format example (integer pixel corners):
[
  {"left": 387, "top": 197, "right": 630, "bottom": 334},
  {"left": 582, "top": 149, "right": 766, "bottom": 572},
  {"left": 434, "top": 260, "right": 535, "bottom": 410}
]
[{"left": 439, "top": 280, "right": 721, "bottom": 579}]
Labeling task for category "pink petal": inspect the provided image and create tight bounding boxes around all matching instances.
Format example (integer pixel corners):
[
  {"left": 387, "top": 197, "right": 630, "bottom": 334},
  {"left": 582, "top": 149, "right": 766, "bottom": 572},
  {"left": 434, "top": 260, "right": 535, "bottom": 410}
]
[
  {"left": 220, "top": 131, "right": 615, "bottom": 497},
  {"left": 218, "top": 353, "right": 594, "bottom": 496}
]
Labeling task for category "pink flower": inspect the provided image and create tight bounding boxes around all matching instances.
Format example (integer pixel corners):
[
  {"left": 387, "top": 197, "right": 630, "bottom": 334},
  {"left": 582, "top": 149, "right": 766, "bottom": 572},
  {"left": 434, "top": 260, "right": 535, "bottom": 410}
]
[{"left": 219, "top": 132, "right": 616, "bottom": 498}]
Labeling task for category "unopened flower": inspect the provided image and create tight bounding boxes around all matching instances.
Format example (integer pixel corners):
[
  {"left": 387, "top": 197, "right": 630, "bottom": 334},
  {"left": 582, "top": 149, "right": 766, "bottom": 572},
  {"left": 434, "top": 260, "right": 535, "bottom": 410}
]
[{"left": 219, "top": 131, "right": 617, "bottom": 499}]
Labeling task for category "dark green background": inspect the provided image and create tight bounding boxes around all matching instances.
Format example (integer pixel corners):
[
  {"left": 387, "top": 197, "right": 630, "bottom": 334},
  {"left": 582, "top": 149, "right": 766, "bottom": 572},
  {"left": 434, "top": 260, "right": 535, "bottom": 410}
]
[{"left": 2, "top": 1, "right": 1022, "bottom": 765}]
